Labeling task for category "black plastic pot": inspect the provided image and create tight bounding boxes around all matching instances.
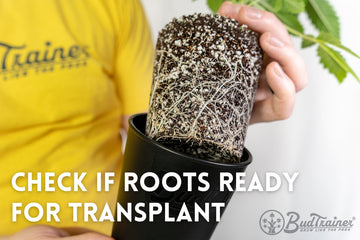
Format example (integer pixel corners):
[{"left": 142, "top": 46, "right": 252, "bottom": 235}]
[{"left": 111, "top": 113, "right": 252, "bottom": 240}]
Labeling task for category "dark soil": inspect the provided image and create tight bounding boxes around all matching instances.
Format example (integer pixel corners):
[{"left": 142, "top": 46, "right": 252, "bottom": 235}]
[{"left": 146, "top": 14, "right": 263, "bottom": 163}]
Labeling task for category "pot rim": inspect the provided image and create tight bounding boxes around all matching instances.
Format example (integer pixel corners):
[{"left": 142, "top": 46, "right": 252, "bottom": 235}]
[{"left": 129, "top": 113, "right": 252, "bottom": 168}]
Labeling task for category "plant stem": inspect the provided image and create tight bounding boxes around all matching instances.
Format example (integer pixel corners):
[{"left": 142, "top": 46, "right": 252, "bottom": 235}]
[
  {"left": 248, "top": 0, "right": 261, "bottom": 6},
  {"left": 255, "top": 1, "right": 359, "bottom": 82},
  {"left": 253, "top": 2, "right": 333, "bottom": 52}
]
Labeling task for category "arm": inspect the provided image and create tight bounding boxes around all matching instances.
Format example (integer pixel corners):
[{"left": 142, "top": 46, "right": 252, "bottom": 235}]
[{"left": 218, "top": 2, "right": 308, "bottom": 124}]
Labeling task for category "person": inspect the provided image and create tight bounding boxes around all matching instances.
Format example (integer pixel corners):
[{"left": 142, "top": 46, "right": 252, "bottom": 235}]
[
  {"left": 0, "top": 1, "right": 307, "bottom": 239},
  {"left": 217, "top": 2, "right": 308, "bottom": 124}
]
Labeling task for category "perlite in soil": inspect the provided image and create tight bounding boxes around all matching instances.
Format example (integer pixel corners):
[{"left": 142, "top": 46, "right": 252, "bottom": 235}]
[{"left": 146, "top": 14, "right": 263, "bottom": 163}]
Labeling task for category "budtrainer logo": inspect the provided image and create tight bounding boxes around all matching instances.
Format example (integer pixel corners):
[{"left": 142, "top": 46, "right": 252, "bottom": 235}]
[
  {"left": 259, "top": 210, "right": 356, "bottom": 235},
  {"left": 259, "top": 210, "right": 285, "bottom": 235}
]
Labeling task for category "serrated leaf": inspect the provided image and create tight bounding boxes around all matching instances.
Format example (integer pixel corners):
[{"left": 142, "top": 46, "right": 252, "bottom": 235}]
[
  {"left": 273, "top": 0, "right": 283, "bottom": 12},
  {"left": 301, "top": 36, "right": 316, "bottom": 48},
  {"left": 317, "top": 45, "right": 346, "bottom": 82},
  {"left": 306, "top": 0, "right": 340, "bottom": 39},
  {"left": 317, "top": 32, "right": 340, "bottom": 44},
  {"left": 283, "top": 0, "right": 305, "bottom": 14},
  {"left": 275, "top": 11, "right": 304, "bottom": 34},
  {"left": 317, "top": 32, "right": 360, "bottom": 59},
  {"left": 207, "top": 0, "right": 225, "bottom": 13},
  {"left": 317, "top": 45, "right": 359, "bottom": 83},
  {"left": 264, "top": 0, "right": 283, "bottom": 12}
]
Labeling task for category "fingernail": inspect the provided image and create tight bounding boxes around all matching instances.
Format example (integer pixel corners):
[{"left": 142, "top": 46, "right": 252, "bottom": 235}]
[
  {"left": 219, "top": 2, "right": 242, "bottom": 17},
  {"left": 269, "top": 35, "right": 285, "bottom": 48},
  {"left": 274, "top": 63, "right": 286, "bottom": 78},
  {"left": 233, "top": 5, "right": 242, "bottom": 16},
  {"left": 245, "top": 7, "right": 262, "bottom": 19}
]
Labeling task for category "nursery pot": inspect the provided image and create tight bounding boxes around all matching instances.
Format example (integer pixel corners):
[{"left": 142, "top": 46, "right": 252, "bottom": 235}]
[{"left": 111, "top": 113, "right": 252, "bottom": 240}]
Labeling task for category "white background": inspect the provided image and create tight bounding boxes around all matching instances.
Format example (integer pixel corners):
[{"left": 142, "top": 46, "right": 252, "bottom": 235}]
[{"left": 140, "top": 0, "right": 360, "bottom": 239}]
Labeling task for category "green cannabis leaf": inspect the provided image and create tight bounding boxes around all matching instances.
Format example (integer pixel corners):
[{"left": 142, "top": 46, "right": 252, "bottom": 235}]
[
  {"left": 193, "top": 0, "right": 360, "bottom": 83},
  {"left": 207, "top": 0, "right": 224, "bottom": 13},
  {"left": 283, "top": 0, "right": 305, "bottom": 14},
  {"left": 306, "top": 0, "right": 340, "bottom": 39},
  {"left": 318, "top": 45, "right": 348, "bottom": 83}
]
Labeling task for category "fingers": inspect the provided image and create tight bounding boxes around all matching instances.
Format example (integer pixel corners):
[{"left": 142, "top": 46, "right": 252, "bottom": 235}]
[
  {"left": 218, "top": 2, "right": 308, "bottom": 91},
  {"left": 260, "top": 33, "right": 308, "bottom": 91},
  {"left": 250, "top": 62, "right": 296, "bottom": 124},
  {"left": 218, "top": 2, "right": 291, "bottom": 44},
  {"left": 10, "top": 225, "right": 70, "bottom": 239},
  {"left": 61, "top": 227, "right": 113, "bottom": 240},
  {"left": 218, "top": 1, "right": 241, "bottom": 19},
  {"left": 63, "top": 232, "right": 114, "bottom": 240},
  {"left": 121, "top": 114, "right": 130, "bottom": 132},
  {"left": 5, "top": 225, "right": 114, "bottom": 240},
  {"left": 237, "top": 7, "right": 292, "bottom": 45},
  {"left": 218, "top": 1, "right": 308, "bottom": 123},
  {"left": 254, "top": 72, "right": 272, "bottom": 102},
  {"left": 61, "top": 227, "right": 97, "bottom": 235}
]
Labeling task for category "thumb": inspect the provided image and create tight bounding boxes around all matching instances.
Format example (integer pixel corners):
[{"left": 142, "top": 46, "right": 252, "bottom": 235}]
[{"left": 63, "top": 232, "right": 114, "bottom": 240}]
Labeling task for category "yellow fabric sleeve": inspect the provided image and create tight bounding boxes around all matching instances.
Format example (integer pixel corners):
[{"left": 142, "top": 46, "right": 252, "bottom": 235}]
[
  {"left": 0, "top": 0, "right": 154, "bottom": 236},
  {"left": 115, "top": 0, "right": 154, "bottom": 115}
]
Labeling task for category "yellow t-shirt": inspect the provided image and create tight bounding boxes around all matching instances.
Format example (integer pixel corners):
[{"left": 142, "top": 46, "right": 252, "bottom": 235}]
[{"left": 0, "top": 0, "right": 153, "bottom": 235}]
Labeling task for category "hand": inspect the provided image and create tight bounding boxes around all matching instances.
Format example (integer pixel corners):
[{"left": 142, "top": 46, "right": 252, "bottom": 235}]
[
  {"left": 2, "top": 225, "right": 114, "bottom": 240},
  {"left": 218, "top": 2, "right": 308, "bottom": 124},
  {"left": 121, "top": 114, "right": 130, "bottom": 132}
]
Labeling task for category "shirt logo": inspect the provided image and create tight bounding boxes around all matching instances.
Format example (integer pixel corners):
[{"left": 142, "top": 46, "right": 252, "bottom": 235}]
[{"left": 0, "top": 41, "right": 90, "bottom": 80}]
